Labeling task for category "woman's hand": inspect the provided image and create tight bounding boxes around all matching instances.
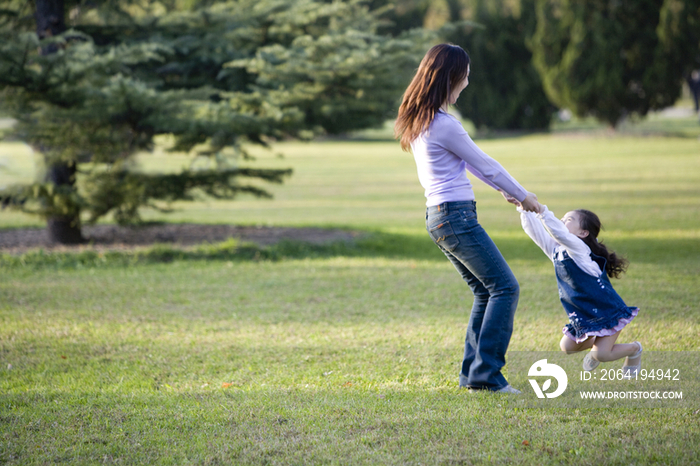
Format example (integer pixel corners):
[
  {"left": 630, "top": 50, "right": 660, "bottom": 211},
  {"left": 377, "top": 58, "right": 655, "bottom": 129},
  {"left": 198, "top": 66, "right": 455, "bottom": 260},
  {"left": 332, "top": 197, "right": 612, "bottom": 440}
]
[
  {"left": 520, "top": 192, "right": 542, "bottom": 213},
  {"left": 501, "top": 191, "right": 541, "bottom": 213}
]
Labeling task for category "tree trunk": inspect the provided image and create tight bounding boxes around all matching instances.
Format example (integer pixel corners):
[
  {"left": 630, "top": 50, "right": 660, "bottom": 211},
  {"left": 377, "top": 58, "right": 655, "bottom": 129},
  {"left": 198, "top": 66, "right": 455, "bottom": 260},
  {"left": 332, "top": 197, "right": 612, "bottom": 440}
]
[
  {"left": 46, "top": 162, "right": 83, "bottom": 244},
  {"left": 35, "top": 0, "right": 83, "bottom": 244},
  {"left": 46, "top": 216, "right": 84, "bottom": 244},
  {"left": 35, "top": 0, "right": 65, "bottom": 50}
]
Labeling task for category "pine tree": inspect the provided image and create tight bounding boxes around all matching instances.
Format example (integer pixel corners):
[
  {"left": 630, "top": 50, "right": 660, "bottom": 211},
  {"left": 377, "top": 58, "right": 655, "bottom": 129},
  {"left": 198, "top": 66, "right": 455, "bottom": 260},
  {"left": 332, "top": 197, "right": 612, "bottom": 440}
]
[
  {"left": 655, "top": 0, "right": 700, "bottom": 101},
  {"left": 0, "top": 0, "right": 429, "bottom": 243},
  {"left": 381, "top": 0, "right": 554, "bottom": 130},
  {"left": 450, "top": 0, "right": 554, "bottom": 131},
  {"left": 529, "top": 0, "right": 699, "bottom": 127}
]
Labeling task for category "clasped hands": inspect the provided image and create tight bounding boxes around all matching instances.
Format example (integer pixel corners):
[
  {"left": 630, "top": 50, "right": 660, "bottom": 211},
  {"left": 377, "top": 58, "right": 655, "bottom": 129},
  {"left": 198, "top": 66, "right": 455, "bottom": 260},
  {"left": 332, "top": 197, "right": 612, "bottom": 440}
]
[{"left": 501, "top": 191, "right": 543, "bottom": 214}]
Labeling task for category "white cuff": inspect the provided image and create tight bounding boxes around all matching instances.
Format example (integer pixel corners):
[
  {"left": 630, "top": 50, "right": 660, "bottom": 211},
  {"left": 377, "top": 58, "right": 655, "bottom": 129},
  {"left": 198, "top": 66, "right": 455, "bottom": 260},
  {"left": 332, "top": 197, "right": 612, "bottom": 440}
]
[{"left": 518, "top": 205, "right": 548, "bottom": 215}]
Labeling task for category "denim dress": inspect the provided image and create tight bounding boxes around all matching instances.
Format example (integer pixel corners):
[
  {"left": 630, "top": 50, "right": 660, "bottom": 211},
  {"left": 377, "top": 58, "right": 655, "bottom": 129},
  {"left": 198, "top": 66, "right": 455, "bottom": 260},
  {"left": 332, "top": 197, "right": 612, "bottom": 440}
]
[{"left": 555, "top": 250, "right": 638, "bottom": 343}]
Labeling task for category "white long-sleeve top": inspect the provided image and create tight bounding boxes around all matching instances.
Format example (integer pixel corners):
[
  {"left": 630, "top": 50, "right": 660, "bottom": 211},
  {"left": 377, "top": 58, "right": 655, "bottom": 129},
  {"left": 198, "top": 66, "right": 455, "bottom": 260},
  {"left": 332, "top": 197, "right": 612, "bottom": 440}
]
[
  {"left": 411, "top": 111, "right": 528, "bottom": 206},
  {"left": 519, "top": 206, "right": 603, "bottom": 278}
]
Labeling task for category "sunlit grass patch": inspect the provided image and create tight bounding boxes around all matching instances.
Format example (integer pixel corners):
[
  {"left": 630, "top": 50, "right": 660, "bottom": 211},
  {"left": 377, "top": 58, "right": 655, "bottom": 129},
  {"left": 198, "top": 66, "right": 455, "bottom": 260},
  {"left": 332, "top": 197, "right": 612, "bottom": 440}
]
[{"left": 1, "top": 120, "right": 699, "bottom": 463}]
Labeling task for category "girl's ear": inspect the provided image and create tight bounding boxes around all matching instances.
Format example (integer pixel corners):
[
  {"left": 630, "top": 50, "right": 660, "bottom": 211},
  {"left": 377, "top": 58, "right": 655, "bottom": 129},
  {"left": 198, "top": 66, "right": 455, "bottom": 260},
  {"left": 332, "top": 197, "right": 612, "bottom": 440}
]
[{"left": 579, "top": 230, "right": 590, "bottom": 239}]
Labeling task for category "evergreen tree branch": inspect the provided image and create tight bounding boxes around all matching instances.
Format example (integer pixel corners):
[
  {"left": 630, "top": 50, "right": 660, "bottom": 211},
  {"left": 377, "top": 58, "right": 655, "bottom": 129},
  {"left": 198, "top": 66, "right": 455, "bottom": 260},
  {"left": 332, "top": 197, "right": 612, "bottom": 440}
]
[{"left": 82, "top": 167, "right": 293, "bottom": 224}]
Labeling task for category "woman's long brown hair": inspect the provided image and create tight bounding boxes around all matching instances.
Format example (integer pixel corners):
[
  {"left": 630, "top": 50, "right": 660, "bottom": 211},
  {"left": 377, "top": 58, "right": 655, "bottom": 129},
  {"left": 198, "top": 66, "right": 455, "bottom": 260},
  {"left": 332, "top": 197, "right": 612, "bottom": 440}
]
[{"left": 394, "top": 43, "right": 470, "bottom": 152}]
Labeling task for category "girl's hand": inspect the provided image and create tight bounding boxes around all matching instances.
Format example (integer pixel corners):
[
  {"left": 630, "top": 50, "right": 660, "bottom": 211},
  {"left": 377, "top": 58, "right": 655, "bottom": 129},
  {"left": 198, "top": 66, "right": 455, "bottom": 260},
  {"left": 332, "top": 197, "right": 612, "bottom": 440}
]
[{"left": 500, "top": 191, "right": 521, "bottom": 207}]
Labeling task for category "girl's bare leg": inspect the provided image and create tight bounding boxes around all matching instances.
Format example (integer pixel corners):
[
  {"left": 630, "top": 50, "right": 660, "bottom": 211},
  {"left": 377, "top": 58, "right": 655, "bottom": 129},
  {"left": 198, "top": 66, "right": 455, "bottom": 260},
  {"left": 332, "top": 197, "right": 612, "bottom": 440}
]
[
  {"left": 589, "top": 331, "right": 641, "bottom": 363},
  {"left": 560, "top": 335, "right": 595, "bottom": 354}
]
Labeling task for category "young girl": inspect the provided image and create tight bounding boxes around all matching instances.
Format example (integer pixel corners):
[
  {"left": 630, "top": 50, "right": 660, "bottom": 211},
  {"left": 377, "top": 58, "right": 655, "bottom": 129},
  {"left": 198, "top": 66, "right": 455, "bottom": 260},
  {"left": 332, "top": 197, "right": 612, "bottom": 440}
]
[{"left": 512, "top": 201, "right": 642, "bottom": 376}]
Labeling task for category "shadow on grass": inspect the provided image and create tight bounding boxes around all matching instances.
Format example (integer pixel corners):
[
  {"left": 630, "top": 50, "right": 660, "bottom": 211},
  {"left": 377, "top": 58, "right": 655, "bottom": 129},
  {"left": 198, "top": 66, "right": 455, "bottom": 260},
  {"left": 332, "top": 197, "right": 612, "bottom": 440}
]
[{"left": 1, "top": 229, "right": 698, "bottom": 270}]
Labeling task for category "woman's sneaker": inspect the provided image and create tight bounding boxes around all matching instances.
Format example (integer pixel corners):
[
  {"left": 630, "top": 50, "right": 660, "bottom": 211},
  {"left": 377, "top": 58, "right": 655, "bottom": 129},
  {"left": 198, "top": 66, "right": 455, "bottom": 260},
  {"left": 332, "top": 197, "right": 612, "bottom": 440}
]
[{"left": 495, "top": 385, "right": 522, "bottom": 394}]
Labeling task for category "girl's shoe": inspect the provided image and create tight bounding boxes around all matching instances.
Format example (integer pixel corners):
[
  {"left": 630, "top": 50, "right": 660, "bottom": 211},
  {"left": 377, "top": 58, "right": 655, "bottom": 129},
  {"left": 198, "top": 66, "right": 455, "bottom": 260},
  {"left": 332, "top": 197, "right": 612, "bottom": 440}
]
[
  {"left": 622, "top": 342, "right": 643, "bottom": 379},
  {"left": 582, "top": 352, "right": 600, "bottom": 371}
]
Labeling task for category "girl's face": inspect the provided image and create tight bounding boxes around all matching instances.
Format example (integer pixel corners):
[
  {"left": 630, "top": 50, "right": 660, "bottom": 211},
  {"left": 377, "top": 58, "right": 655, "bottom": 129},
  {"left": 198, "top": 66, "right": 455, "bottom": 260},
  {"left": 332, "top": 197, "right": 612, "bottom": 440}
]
[
  {"left": 561, "top": 211, "right": 589, "bottom": 239},
  {"left": 447, "top": 65, "right": 470, "bottom": 105}
]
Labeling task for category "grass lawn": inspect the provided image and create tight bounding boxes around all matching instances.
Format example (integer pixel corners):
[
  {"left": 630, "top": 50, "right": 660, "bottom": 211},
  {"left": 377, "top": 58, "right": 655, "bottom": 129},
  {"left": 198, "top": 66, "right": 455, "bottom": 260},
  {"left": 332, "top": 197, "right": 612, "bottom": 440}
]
[{"left": 1, "top": 114, "right": 700, "bottom": 464}]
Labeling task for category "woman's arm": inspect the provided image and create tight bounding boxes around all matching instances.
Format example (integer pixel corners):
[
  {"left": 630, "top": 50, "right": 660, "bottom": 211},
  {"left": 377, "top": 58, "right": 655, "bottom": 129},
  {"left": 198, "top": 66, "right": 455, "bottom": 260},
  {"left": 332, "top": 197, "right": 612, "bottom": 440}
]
[{"left": 440, "top": 116, "right": 528, "bottom": 202}]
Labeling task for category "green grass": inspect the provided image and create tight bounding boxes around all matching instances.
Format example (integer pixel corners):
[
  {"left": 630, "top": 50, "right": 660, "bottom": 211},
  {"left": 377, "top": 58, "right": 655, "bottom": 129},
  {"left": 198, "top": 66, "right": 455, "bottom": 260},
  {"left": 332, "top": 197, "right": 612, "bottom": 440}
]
[{"left": 2, "top": 114, "right": 700, "bottom": 464}]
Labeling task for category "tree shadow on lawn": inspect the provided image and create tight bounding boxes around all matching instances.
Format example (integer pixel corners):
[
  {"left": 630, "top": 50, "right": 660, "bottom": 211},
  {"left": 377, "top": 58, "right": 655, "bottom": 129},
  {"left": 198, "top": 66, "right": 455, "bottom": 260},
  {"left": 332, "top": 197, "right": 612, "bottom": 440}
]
[{"left": 1, "top": 229, "right": 697, "bottom": 269}]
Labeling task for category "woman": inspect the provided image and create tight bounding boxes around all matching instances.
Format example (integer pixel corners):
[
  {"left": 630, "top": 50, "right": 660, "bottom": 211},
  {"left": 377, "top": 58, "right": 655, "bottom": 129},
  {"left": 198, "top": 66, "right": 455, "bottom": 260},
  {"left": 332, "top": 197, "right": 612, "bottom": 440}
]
[{"left": 395, "top": 43, "right": 540, "bottom": 393}]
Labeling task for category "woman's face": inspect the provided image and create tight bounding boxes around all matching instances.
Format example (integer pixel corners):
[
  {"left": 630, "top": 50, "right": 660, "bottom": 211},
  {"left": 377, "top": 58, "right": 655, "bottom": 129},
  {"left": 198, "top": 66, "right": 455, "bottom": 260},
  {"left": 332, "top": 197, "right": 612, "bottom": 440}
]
[{"left": 448, "top": 65, "right": 470, "bottom": 105}]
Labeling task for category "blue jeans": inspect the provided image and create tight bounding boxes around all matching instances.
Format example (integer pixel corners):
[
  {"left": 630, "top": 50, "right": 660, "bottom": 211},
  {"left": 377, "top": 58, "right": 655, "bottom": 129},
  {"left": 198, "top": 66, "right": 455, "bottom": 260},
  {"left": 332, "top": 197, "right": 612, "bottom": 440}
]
[{"left": 426, "top": 201, "right": 519, "bottom": 390}]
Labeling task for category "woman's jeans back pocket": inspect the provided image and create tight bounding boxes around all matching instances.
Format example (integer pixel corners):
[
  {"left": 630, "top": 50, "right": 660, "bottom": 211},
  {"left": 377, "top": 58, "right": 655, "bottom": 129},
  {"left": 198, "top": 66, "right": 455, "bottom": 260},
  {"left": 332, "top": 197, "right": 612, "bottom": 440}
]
[{"left": 428, "top": 220, "right": 460, "bottom": 252}]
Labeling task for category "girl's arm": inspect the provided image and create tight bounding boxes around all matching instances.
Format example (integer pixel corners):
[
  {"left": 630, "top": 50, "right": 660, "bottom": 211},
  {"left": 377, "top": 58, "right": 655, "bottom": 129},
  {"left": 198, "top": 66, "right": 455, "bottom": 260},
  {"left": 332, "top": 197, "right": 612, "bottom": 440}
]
[
  {"left": 519, "top": 208, "right": 558, "bottom": 260},
  {"left": 537, "top": 206, "right": 602, "bottom": 277}
]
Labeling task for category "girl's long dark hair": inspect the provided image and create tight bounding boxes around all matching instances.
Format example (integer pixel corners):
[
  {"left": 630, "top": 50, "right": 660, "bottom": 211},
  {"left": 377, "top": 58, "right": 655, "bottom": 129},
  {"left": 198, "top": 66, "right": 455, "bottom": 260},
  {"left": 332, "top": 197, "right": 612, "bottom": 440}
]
[
  {"left": 576, "top": 209, "right": 629, "bottom": 279},
  {"left": 394, "top": 43, "right": 470, "bottom": 151}
]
